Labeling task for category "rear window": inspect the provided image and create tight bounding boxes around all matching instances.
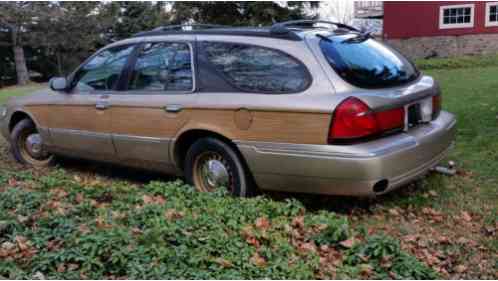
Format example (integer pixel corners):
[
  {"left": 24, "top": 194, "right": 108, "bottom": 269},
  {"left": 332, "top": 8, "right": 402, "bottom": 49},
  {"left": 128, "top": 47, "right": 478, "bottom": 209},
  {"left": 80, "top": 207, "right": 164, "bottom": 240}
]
[
  {"left": 201, "top": 42, "right": 311, "bottom": 94},
  {"left": 319, "top": 34, "right": 419, "bottom": 89}
]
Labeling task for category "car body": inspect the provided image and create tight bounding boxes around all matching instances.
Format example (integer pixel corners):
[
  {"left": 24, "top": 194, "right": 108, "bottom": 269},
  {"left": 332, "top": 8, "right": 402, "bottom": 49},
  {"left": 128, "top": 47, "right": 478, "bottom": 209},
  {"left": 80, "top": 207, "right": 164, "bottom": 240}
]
[{"left": 0, "top": 21, "right": 456, "bottom": 197}]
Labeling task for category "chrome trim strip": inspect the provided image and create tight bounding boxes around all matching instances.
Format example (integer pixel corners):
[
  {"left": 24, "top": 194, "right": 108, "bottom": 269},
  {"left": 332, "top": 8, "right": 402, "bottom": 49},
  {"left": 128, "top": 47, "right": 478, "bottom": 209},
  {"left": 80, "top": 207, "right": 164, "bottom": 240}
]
[
  {"left": 234, "top": 139, "right": 417, "bottom": 159},
  {"left": 50, "top": 128, "right": 109, "bottom": 138},
  {"left": 112, "top": 134, "right": 171, "bottom": 143}
]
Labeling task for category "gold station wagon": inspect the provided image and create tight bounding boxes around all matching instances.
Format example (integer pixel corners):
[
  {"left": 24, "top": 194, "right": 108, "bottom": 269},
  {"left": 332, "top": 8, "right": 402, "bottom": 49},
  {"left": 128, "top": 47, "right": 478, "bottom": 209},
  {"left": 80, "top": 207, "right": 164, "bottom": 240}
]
[{"left": 0, "top": 21, "right": 456, "bottom": 197}]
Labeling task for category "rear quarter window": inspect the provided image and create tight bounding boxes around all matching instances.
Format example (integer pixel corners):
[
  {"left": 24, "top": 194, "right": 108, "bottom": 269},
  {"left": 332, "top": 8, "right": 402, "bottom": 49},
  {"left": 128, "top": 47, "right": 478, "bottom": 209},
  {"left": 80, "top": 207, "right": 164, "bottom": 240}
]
[{"left": 201, "top": 42, "right": 311, "bottom": 94}]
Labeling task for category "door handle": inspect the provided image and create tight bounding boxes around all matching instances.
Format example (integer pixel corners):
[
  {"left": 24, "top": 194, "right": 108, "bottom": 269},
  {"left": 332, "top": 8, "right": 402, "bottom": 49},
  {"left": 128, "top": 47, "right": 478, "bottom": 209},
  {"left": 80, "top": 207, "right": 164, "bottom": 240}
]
[
  {"left": 165, "top": 104, "right": 183, "bottom": 113},
  {"left": 96, "top": 101, "right": 110, "bottom": 110}
]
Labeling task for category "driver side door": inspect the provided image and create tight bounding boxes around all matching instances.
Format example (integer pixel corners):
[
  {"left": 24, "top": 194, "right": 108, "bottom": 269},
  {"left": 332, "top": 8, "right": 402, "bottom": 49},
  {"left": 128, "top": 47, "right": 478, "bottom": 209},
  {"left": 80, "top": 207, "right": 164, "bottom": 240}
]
[{"left": 48, "top": 44, "right": 137, "bottom": 161}]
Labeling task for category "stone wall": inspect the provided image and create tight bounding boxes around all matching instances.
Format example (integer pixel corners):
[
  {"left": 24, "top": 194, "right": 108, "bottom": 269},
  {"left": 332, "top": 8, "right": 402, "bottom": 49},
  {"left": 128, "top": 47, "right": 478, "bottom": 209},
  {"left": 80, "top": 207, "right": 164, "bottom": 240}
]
[{"left": 385, "top": 33, "right": 498, "bottom": 59}]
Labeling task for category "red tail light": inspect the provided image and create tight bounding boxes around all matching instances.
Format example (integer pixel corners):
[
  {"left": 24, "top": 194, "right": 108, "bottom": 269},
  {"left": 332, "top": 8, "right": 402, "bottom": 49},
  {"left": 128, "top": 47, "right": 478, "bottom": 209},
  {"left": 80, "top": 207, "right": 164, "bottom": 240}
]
[
  {"left": 328, "top": 97, "right": 405, "bottom": 143},
  {"left": 432, "top": 95, "right": 441, "bottom": 119}
]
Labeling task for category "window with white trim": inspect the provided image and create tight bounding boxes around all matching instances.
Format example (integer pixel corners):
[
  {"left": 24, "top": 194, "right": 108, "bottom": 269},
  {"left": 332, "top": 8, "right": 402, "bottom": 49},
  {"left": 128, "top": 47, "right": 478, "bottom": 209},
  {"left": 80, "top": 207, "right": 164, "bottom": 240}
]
[
  {"left": 486, "top": 2, "right": 498, "bottom": 27},
  {"left": 439, "top": 4, "right": 474, "bottom": 29}
]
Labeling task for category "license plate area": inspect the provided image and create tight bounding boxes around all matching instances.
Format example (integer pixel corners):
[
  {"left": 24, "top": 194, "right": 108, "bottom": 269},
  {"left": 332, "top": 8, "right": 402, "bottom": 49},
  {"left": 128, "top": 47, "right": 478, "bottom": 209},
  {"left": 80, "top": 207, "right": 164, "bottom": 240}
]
[{"left": 404, "top": 97, "right": 433, "bottom": 130}]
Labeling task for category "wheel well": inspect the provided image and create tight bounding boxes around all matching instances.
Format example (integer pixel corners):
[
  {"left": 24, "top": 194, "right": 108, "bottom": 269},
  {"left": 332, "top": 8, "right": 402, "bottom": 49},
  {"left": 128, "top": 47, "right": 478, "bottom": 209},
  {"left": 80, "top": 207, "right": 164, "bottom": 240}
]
[
  {"left": 9, "top": 111, "right": 32, "bottom": 133},
  {"left": 174, "top": 130, "right": 241, "bottom": 171}
]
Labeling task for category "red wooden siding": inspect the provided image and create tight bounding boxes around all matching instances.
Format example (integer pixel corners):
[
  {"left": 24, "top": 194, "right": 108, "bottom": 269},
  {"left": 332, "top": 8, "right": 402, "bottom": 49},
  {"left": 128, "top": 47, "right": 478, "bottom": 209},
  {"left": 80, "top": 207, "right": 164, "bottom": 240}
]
[{"left": 383, "top": 1, "right": 498, "bottom": 39}]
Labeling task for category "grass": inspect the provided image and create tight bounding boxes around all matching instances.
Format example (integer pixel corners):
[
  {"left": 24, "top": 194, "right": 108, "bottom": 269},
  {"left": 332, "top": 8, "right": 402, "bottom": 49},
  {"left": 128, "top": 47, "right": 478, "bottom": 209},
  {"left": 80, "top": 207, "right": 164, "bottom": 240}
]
[
  {"left": 0, "top": 83, "right": 46, "bottom": 105},
  {"left": 0, "top": 55, "right": 497, "bottom": 279}
]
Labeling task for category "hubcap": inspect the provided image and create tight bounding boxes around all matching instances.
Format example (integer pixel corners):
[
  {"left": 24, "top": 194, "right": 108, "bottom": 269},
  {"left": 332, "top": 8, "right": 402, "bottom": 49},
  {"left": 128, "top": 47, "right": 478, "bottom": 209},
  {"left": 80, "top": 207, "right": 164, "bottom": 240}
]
[
  {"left": 193, "top": 152, "right": 233, "bottom": 192},
  {"left": 25, "top": 133, "right": 43, "bottom": 158},
  {"left": 202, "top": 159, "right": 229, "bottom": 188}
]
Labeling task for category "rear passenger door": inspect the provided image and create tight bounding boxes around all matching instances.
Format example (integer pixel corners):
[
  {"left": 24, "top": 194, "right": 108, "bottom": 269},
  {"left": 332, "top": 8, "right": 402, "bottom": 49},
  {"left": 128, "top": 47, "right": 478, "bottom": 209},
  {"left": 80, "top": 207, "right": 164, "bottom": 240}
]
[{"left": 108, "top": 38, "right": 197, "bottom": 166}]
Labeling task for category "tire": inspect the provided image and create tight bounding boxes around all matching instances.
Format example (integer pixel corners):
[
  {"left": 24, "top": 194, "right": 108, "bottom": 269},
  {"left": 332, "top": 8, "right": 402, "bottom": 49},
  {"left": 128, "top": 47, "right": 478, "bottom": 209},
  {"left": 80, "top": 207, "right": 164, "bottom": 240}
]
[
  {"left": 10, "top": 119, "right": 54, "bottom": 167},
  {"left": 184, "top": 137, "right": 255, "bottom": 197}
]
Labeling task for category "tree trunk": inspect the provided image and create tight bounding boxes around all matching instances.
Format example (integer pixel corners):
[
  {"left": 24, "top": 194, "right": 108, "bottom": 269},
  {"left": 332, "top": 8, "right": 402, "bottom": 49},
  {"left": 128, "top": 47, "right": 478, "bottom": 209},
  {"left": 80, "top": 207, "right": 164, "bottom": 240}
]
[{"left": 13, "top": 45, "right": 30, "bottom": 85}]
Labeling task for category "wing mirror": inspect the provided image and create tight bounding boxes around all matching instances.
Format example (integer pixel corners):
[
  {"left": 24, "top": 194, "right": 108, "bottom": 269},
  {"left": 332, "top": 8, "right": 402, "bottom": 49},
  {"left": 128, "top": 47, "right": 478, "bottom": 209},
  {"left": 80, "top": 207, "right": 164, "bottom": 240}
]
[{"left": 49, "top": 77, "right": 68, "bottom": 92}]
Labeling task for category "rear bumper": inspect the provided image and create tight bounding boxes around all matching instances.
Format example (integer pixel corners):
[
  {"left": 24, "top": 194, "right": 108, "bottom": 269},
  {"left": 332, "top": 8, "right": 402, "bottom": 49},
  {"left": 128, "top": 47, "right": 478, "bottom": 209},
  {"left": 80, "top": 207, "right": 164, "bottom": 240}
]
[{"left": 237, "top": 111, "right": 456, "bottom": 196}]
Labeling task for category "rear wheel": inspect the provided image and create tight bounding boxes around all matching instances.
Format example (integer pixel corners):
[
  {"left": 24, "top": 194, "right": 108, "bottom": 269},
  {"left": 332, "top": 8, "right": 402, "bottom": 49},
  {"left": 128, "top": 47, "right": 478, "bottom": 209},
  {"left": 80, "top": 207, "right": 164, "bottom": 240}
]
[
  {"left": 184, "top": 137, "right": 254, "bottom": 197},
  {"left": 10, "top": 119, "right": 54, "bottom": 166}
]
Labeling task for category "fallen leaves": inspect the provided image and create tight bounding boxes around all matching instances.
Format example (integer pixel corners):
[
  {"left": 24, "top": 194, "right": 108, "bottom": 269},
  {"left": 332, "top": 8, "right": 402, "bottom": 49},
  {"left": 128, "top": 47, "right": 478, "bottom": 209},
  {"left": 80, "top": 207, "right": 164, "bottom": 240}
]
[
  {"left": 255, "top": 217, "right": 270, "bottom": 230},
  {"left": 250, "top": 252, "right": 267, "bottom": 267},
  {"left": 339, "top": 238, "right": 354, "bottom": 249},
  {"left": 142, "top": 194, "right": 166, "bottom": 205}
]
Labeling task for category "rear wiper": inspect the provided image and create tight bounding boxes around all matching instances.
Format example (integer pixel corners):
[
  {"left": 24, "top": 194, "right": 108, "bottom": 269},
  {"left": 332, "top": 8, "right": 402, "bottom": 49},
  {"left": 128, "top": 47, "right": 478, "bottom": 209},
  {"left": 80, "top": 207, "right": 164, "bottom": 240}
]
[
  {"left": 342, "top": 32, "right": 372, "bottom": 44},
  {"left": 315, "top": 33, "right": 332, "bottom": 42}
]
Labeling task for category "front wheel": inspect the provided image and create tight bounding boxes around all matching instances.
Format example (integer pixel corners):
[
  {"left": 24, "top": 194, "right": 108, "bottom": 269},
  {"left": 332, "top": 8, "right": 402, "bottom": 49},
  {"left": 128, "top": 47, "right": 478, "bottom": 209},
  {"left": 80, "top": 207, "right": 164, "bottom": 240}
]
[
  {"left": 10, "top": 119, "right": 54, "bottom": 166},
  {"left": 184, "top": 137, "right": 255, "bottom": 197}
]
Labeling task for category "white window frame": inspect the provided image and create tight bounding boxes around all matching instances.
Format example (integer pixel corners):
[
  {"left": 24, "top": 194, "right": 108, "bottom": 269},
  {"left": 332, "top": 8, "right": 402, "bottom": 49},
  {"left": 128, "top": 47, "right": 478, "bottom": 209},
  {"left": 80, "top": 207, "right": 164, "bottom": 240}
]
[
  {"left": 485, "top": 2, "right": 498, "bottom": 27},
  {"left": 439, "top": 4, "right": 475, "bottom": 29}
]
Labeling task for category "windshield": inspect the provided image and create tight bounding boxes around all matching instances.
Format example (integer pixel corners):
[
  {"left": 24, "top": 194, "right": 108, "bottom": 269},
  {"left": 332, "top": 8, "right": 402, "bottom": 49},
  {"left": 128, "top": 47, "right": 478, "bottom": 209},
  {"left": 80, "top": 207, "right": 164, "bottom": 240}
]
[{"left": 319, "top": 34, "right": 419, "bottom": 89}]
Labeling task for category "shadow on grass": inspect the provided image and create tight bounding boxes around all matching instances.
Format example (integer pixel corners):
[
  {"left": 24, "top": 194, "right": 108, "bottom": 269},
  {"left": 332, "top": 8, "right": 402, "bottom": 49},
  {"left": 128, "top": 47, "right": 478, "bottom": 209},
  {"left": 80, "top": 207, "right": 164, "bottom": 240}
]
[{"left": 54, "top": 154, "right": 432, "bottom": 216}]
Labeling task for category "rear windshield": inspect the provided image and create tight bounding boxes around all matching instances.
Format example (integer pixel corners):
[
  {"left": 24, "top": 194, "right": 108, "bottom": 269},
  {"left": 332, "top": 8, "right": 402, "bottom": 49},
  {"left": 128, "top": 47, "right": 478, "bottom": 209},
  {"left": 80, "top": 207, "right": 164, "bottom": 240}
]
[{"left": 319, "top": 34, "right": 419, "bottom": 89}]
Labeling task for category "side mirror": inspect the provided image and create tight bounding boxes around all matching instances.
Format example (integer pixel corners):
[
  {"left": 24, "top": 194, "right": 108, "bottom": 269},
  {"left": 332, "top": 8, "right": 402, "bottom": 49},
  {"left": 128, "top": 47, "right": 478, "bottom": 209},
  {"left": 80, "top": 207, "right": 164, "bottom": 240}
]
[{"left": 49, "top": 77, "right": 68, "bottom": 92}]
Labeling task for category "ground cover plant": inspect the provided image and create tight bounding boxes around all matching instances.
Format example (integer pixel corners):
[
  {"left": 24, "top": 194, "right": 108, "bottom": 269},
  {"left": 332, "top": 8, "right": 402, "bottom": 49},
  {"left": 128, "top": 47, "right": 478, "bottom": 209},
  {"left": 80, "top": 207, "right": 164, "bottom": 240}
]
[{"left": 0, "top": 55, "right": 497, "bottom": 279}]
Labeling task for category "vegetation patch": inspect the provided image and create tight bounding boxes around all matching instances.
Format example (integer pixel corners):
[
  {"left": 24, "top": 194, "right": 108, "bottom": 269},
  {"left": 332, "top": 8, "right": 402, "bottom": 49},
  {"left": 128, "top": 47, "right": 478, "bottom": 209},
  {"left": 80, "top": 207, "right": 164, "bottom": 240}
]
[{"left": 0, "top": 169, "right": 436, "bottom": 279}]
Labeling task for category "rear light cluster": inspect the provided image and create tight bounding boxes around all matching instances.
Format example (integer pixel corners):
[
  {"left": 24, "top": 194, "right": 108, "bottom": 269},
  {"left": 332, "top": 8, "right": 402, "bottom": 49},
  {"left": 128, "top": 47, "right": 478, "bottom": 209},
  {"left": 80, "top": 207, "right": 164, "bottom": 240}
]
[
  {"left": 328, "top": 97, "right": 405, "bottom": 144},
  {"left": 432, "top": 94, "right": 441, "bottom": 119},
  {"left": 329, "top": 95, "right": 442, "bottom": 144}
]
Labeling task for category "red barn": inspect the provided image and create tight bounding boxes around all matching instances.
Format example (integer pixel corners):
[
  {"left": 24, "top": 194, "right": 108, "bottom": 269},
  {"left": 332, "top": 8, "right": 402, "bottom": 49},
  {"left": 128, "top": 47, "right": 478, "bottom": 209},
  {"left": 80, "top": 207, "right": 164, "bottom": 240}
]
[{"left": 357, "top": 1, "right": 498, "bottom": 58}]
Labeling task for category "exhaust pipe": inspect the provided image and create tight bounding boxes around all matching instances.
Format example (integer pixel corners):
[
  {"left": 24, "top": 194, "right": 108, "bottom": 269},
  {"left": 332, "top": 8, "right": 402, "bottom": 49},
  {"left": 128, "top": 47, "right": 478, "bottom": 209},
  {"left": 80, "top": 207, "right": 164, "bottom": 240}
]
[{"left": 431, "top": 160, "right": 456, "bottom": 176}]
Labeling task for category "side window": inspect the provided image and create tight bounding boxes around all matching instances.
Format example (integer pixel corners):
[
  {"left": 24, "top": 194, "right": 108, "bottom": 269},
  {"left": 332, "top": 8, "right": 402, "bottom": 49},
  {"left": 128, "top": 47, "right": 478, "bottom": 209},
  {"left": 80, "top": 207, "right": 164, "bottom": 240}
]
[
  {"left": 201, "top": 42, "right": 310, "bottom": 93},
  {"left": 72, "top": 45, "right": 135, "bottom": 92},
  {"left": 129, "top": 42, "right": 193, "bottom": 92}
]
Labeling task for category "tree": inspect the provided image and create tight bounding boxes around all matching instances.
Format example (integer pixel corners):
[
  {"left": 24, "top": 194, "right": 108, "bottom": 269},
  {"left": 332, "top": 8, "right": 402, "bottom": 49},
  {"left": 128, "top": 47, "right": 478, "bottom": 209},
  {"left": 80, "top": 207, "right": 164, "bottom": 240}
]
[
  {"left": 29, "top": 2, "right": 114, "bottom": 76},
  {"left": 171, "top": 2, "right": 318, "bottom": 26},
  {"left": 0, "top": 2, "right": 39, "bottom": 85},
  {"left": 110, "top": 2, "right": 170, "bottom": 41}
]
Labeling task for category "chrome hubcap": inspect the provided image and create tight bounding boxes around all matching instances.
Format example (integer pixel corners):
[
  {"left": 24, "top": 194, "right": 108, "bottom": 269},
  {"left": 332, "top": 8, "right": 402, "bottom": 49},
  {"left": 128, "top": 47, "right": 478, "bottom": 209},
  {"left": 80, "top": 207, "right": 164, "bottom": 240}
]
[
  {"left": 201, "top": 159, "right": 229, "bottom": 189},
  {"left": 25, "top": 133, "right": 43, "bottom": 158}
]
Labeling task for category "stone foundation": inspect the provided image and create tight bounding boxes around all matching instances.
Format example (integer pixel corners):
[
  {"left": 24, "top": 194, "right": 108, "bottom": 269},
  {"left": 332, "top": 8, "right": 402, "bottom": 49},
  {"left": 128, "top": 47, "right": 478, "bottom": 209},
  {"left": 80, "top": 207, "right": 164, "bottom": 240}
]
[{"left": 385, "top": 33, "right": 498, "bottom": 59}]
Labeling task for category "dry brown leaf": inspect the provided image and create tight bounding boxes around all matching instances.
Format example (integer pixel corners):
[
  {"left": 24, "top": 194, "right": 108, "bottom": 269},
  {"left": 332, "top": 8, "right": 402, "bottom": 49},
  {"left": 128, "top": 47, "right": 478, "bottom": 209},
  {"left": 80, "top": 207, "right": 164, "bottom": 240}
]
[
  {"left": 292, "top": 216, "right": 304, "bottom": 229},
  {"left": 454, "top": 264, "right": 467, "bottom": 273},
  {"left": 57, "top": 264, "right": 66, "bottom": 273},
  {"left": 214, "top": 257, "right": 234, "bottom": 268},
  {"left": 255, "top": 217, "right": 270, "bottom": 230},
  {"left": 164, "top": 209, "right": 184, "bottom": 221},
  {"left": 388, "top": 208, "right": 400, "bottom": 216},
  {"left": 75, "top": 193, "right": 85, "bottom": 204},
  {"left": 339, "top": 238, "right": 354, "bottom": 248},
  {"left": 250, "top": 252, "right": 267, "bottom": 267},
  {"left": 461, "top": 211, "right": 472, "bottom": 222},
  {"left": 15, "top": 236, "right": 29, "bottom": 251},
  {"left": 8, "top": 178, "right": 17, "bottom": 186},
  {"left": 78, "top": 224, "right": 91, "bottom": 235}
]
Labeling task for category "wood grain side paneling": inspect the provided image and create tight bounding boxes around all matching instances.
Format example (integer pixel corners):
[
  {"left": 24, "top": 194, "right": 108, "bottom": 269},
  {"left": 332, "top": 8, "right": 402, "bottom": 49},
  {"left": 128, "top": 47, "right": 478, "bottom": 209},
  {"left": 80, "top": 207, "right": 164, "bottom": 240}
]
[
  {"left": 24, "top": 105, "right": 51, "bottom": 127},
  {"left": 180, "top": 109, "right": 331, "bottom": 145},
  {"left": 110, "top": 107, "right": 189, "bottom": 138}
]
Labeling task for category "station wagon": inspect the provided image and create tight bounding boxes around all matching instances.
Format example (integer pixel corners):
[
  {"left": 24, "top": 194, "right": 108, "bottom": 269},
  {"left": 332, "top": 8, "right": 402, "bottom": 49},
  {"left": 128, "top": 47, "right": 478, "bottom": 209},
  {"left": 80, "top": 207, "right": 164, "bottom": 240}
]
[{"left": 0, "top": 20, "right": 456, "bottom": 197}]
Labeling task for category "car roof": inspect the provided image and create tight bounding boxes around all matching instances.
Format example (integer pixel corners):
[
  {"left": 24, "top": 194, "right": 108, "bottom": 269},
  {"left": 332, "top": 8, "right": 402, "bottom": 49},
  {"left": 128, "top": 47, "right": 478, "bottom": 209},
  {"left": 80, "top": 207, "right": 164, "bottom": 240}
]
[{"left": 131, "top": 20, "right": 360, "bottom": 42}]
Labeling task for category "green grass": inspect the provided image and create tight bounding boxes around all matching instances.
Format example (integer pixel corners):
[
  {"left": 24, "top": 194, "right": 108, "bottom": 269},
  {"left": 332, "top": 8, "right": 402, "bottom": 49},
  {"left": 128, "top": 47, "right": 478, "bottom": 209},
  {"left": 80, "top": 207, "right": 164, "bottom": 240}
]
[
  {"left": 415, "top": 54, "right": 498, "bottom": 70},
  {"left": 0, "top": 83, "right": 45, "bottom": 105}
]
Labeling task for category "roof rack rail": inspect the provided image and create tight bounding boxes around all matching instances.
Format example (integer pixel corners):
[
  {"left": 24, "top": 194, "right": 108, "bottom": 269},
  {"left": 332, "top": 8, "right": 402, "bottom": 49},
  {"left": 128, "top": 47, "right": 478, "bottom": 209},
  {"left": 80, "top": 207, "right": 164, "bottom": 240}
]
[
  {"left": 270, "top": 20, "right": 359, "bottom": 35},
  {"left": 151, "top": 24, "right": 229, "bottom": 32}
]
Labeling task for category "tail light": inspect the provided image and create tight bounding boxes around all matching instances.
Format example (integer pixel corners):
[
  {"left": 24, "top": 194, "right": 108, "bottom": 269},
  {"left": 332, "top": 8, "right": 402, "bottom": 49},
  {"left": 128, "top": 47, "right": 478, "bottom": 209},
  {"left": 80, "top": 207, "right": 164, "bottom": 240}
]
[
  {"left": 432, "top": 94, "right": 441, "bottom": 119},
  {"left": 328, "top": 97, "right": 405, "bottom": 143}
]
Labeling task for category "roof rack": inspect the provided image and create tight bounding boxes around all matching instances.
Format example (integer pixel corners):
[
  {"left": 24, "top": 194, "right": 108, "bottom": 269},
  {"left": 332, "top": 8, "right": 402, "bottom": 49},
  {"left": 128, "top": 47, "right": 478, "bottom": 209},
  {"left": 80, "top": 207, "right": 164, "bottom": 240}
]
[
  {"left": 132, "top": 20, "right": 358, "bottom": 40},
  {"left": 269, "top": 20, "right": 359, "bottom": 35},
  {"left": 151, "top": 24, "right": 229, "bottom": 32}
]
